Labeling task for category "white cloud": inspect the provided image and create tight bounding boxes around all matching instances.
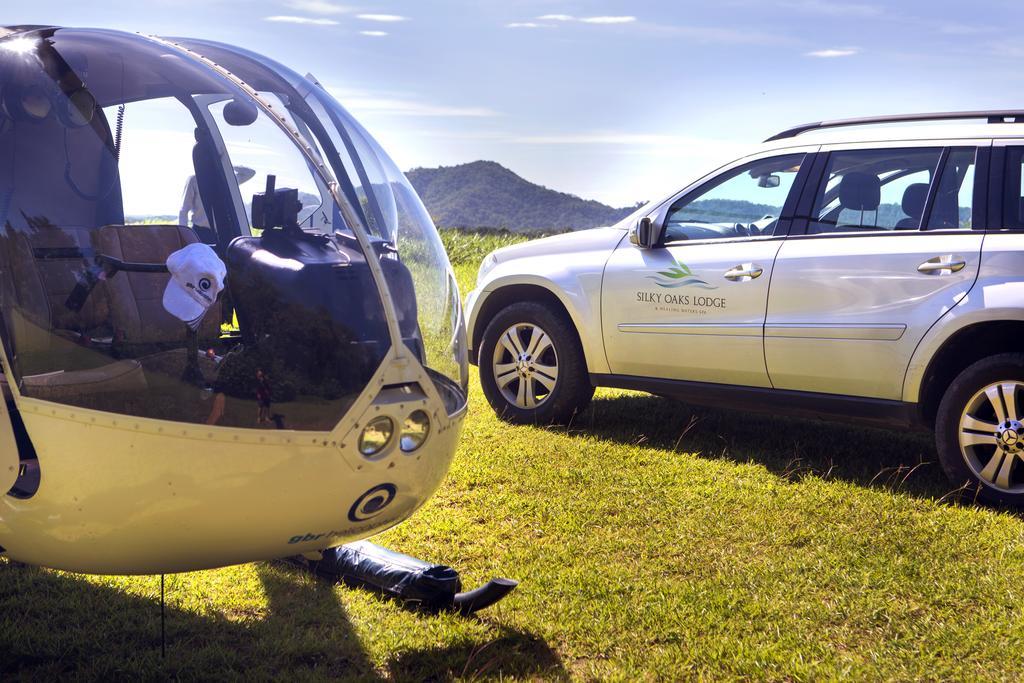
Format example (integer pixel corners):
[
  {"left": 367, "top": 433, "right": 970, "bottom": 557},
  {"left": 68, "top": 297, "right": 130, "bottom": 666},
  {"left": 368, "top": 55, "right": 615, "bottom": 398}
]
[
  {"left": 990, "top": 41, "right": 1024, "bottom": 59},
  {"left": 646, "top": 24, "right": 786, "bottom": 45},
  {"left": 264, "top": 15, "right": 339, "bottom": 25},
  {"left": 511, "top": 132, "right": 749, "bottom": 201},
  {"left": 284, "top": 0, "right": 351, "bottom": 14},
  {"left": 327, "top": 87, "right": 497, "bottom": 118},
  {"left": 356, "top": 13, "right": 408, "bottom": 22},
  {"left": 805, "top": 48, "right": 858, "bottom": 58},
  {"left": 353, "top": 99, "right": 495, "bottom": 117},
  {"left": 360, "top": 30, "right": 389, "bottom": 37},
  {"left": 520, "top": 14, "right": 637, "bottom": 27},
  {"left": 516, "top": 133, "right": 730, "bottom": 146},
  {"left": 780, "top": 1, "right": 881, "bottom": 17},
  {"left": 580, "top": 16, "right": 636, "bottom": 24},
  {"left": 939, "top": 23, "right": 995, "bottom": 35}
]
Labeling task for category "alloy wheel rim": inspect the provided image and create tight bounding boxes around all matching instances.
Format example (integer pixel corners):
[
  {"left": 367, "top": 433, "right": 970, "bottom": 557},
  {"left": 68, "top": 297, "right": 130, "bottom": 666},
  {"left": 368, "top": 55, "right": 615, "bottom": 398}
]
[
  {"left": 492, "top": 322, "right": 559, "bottom": 409},
  {"left": 959, "top": 380, "right": 1024, "bottom": 492}
]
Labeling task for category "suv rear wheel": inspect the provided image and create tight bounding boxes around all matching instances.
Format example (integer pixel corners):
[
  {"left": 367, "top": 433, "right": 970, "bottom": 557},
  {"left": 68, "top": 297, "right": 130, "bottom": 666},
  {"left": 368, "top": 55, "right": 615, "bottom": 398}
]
[
  {"left": 936, "top": 353, "right": 1024, "bottom": 505},
  {"left": 479, "top": 301, "right": 594, "bottom": 424}
]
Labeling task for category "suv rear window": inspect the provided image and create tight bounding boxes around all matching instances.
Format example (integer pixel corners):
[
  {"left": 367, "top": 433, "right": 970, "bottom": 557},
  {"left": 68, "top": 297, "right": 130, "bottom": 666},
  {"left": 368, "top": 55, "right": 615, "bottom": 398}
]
[{"left": 808, "top": 148, "right": 944, "bottom": 234}]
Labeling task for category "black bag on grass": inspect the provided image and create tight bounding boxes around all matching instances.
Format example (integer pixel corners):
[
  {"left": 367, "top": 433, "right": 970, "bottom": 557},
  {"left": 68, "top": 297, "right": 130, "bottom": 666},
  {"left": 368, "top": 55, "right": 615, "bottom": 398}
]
[{"left": 286, "top": 540, "right": 518, "bottom": 615}]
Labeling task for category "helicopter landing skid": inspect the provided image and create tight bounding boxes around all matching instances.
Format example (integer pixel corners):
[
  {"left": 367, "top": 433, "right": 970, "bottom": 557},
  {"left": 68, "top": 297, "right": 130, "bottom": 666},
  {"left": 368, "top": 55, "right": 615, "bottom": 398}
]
[{"left": 279, "top": 541, "right": 518, "bottom": 615}]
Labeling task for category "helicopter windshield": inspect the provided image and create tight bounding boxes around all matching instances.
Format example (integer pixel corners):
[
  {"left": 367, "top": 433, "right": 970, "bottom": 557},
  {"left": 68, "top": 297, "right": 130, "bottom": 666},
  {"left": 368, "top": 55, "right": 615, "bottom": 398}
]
[
  {"left": 171, "top": 39, "right": 469, "bottom": 411},
  {"left": 0, "top": 28, "right": 445, "bottom": 430}
]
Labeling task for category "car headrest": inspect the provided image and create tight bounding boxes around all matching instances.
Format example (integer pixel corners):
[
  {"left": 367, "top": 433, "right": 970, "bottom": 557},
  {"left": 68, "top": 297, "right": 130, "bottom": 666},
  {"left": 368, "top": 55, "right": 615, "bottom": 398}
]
[
  {"left": 901, "top": 183, "right": 929, "bottom": 218},
  {"left": 838, "top": 171, "right": 881, "bottom": 211}
]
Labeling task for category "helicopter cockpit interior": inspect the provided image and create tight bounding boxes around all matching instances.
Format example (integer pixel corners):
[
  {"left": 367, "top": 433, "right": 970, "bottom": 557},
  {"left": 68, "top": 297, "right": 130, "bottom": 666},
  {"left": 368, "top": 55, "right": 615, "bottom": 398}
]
[{"left": 0, "top": 28, "right": 466, "bottom": 441}]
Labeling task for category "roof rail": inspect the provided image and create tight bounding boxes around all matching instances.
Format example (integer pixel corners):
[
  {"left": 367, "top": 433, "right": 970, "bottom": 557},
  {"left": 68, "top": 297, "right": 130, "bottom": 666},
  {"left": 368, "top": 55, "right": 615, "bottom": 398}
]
[{"left": 764, "top": 110, "right": 1024, "bottom": 143}]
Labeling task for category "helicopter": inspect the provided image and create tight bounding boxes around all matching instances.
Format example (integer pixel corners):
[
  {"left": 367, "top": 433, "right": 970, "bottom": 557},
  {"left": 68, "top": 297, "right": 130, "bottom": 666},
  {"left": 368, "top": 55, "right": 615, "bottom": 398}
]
[{"left": 0, "top": 25, "right": 473, "bottom": 579}]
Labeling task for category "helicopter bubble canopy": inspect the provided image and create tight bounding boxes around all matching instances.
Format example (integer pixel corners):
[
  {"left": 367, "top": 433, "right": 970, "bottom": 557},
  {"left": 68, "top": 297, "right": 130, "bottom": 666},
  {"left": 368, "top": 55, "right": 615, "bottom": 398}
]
[{"left": 0, "top": 27, "right": 467, "bottom": 573}]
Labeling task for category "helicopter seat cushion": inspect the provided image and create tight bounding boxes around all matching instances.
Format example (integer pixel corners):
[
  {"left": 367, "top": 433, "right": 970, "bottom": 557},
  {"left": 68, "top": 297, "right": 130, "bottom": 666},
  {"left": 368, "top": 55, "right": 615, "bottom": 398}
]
[
  {"left": 0, "top": 231, "right": 52, "bottom": 354},
  {"left": 95, "top": 225, "right": 222, "bottom": 346},
  {"left": 0, "top": 226, "right": 114, "bottom": 360},
  {"left": 23, "top": 224, "right": 111, "bottom": 334},
  {"left": 0, "top": 232, "right": 124, "bottom": 394}
]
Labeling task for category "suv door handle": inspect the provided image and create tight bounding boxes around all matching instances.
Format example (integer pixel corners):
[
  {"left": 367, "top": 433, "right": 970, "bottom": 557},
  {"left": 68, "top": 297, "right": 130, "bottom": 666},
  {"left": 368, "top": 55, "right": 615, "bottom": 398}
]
[
  {"left": 724, "top": 264, "right": 764, "bottom": 281},
  {"left": 918, "top": 256, "right": 966, "bottom": 274}
]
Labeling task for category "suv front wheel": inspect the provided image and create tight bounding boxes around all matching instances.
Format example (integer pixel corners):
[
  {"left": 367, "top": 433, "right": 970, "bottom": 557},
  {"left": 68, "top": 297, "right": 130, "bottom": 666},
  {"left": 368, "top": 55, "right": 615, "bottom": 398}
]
[
  {"left": 936, "top": 353, "right": 1024, "bottom": 505},
  {"left": 479, "top": 301, "right": 594, "bottom": 424}
]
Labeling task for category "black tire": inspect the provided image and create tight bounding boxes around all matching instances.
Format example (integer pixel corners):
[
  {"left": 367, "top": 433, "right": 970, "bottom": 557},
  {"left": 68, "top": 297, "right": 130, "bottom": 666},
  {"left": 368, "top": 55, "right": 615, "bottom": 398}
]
[
  {"left": 478, "top": 301, "right": 594, "bottom": 425},
  {"left": 935, "top": 352, "right": 1024, "bottom": 506}
]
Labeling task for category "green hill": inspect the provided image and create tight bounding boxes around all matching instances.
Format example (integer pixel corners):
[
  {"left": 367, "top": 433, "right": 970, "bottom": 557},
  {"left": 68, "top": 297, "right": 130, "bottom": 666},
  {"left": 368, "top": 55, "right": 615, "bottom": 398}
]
[{"left": 406, "top": 161, "right": 639, "bottom": 232}]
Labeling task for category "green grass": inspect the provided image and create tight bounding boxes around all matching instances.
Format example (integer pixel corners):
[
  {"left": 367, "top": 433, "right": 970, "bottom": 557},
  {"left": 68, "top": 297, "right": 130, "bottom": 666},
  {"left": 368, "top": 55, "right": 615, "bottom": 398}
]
[
  {"left": 440, "top": 227, "right": 533, "bottom": 289},
  {"left": 4, "top": 228, "right": 1024, "bottom": 680}
]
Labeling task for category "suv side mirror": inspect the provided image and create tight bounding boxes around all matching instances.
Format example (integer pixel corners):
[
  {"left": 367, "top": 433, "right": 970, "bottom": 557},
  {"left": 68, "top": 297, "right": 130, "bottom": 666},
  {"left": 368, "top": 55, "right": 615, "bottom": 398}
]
[{"left": 629, "top": 216, "right": 658, "bottom": 249}]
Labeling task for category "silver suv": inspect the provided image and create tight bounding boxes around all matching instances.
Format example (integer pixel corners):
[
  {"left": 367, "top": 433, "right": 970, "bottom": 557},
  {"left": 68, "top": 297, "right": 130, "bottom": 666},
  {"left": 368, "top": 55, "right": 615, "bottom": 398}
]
[{"left": 466, "top": 111, "right": 1024, "bottom": 504}]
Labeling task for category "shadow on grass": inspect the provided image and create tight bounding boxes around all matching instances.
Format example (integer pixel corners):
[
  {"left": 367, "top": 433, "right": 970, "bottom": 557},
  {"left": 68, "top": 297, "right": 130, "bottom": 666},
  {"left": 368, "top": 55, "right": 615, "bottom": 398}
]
[
  {"left": 0, "top": 559, "right": 563, "bottom": 680},
  {"left": 384, "top": 630, "right": 567, "bottom": 682},
  {"left": 570, "top": 392, "right": 960, "bottom": 502}
]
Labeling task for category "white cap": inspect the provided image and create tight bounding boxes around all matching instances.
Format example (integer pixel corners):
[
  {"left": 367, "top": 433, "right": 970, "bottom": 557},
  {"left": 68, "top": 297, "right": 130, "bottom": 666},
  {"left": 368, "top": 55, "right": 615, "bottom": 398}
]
[{"left": 162, "top": 243, "right": 227, "bottom": 329}]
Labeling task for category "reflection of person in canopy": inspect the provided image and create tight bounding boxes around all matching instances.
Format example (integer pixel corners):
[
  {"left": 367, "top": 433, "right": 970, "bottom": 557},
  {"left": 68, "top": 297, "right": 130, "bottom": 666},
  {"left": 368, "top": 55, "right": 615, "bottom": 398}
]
[
  {"left": 179, "top": 165, "right": 255, "bottom": 241},
  {"left": 255, "top": 367, "right": 272, "bottom": 424}
]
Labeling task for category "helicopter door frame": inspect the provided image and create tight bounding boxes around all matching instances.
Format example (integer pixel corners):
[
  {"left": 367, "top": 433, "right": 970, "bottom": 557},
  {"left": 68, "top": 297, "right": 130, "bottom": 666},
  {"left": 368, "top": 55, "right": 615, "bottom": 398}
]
[
  {"left": 0, "top": 381, "right": 22, "bottom": 494},
  {"left": 188, "top": 94, "right": 251, "bottom": 240}
]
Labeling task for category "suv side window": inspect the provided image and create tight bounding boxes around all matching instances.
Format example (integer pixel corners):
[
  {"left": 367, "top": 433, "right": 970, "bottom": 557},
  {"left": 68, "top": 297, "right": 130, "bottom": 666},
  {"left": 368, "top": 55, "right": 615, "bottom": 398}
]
[
  {"left": 662, "top": 153, "right": 805, "bottom": 243},
  {"left": 808, "top": 148, "right": 945, "bottom": 234}
]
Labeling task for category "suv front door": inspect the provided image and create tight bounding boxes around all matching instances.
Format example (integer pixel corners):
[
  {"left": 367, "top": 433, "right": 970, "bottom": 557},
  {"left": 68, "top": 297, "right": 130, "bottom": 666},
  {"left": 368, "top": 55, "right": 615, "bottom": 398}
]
[
  {"left": 601, "top": 151, "right": 810, "bottom": 386},
  {"left": 765, "top": 143, "right": 987, "bottom": 400}
]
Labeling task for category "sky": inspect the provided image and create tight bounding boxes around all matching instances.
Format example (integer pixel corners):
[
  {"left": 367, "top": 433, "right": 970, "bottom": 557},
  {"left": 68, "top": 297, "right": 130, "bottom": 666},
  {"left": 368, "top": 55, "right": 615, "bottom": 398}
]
[{"left": 5, "top": 0, "right": 1024, "bottom": 207}]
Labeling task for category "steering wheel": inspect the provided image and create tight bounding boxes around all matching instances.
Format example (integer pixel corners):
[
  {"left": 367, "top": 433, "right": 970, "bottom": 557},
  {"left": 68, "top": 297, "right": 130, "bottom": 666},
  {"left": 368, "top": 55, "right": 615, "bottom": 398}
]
[{"left": 753, "top": 214, "right": 781, "bottom": 236}]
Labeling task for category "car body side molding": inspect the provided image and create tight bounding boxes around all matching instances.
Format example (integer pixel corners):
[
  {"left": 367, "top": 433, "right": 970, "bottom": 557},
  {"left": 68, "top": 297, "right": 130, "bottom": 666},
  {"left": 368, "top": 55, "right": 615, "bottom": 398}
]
[{"left": 591, "top": 373, "right": 923, "bottom": 430}]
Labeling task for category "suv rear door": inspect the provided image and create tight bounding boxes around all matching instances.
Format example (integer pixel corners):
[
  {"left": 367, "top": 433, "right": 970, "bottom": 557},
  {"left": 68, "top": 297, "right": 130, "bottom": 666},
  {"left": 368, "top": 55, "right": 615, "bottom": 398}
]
[
  {"left": 601, "top": 150, "right": 813, "bottom": 386},
  {"left": 765, "top": 141, "right": 988, "bottom": 400}
]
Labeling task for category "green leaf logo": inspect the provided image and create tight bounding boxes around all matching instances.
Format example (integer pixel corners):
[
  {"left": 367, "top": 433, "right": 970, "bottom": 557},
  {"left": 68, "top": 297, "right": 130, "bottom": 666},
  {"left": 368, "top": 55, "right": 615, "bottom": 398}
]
[{"left": 647, "top": 257, "right": 718, "bottom": 290}]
